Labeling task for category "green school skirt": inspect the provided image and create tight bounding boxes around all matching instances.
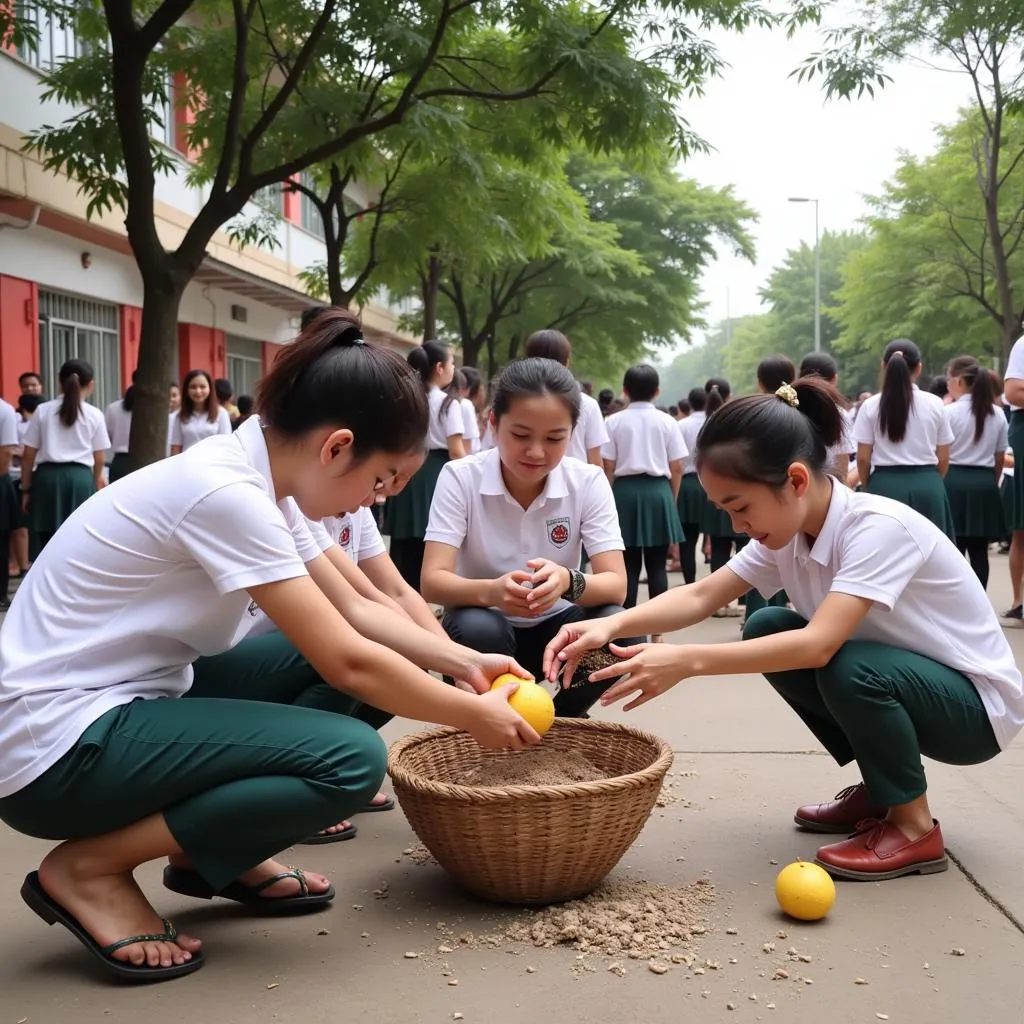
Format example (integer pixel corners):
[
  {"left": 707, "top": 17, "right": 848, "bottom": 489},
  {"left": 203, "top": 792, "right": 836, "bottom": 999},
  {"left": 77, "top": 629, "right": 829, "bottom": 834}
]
[
  {"left": 1008, "top": 411, "right": 1024, "bottom": 531},
  {"left": 677, "top": 473, "right": 707, "bottom": 526},
  {"left": 702, "top": 501, "right": 743, "bottom": 540},
  {"left": 945, "top": 464, "right": 1006, "bottom": 540},
  {"left": 383, "top": 449, "right": 448, "bottom": 540},
  {"left": 612, "top": 474, "right": 683, "bottom": 548},
  {"left": 30, "top": 462, "right": 96, "bottom": 534},
  {"left": 865, "top": 465, "right": 955, "bottom": 540},
  {"left": 0, "top": 474, "right": 18, "bottom": 532},
  {"left": 1001, "top": 474, "right": 1014, "bottom": 535},
  {"left": 108, "top": 452, "right": 133, "bottom": 483}
]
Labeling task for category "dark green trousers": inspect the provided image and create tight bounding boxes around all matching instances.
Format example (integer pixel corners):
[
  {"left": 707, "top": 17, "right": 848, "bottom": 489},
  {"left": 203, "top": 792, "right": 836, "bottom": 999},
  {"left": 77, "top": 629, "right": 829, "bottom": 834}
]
[
  {"left": 0, "top": 633, "right": 385, "bottom": 891},
  {"left": 743, "top": 607, "right": 1000, "bottom": 806}
]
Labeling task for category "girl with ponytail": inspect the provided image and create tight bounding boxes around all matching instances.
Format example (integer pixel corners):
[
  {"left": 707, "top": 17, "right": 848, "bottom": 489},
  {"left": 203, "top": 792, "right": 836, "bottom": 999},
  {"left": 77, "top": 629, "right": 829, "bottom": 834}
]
[
  {"left": 1, "top": 311, "right": 536, "bottom": 984},
  {"left": 19, "top": 358, "right": 110, "bottom": 550},
  {"left": 543, "top": 375, "right": 1022, "bottom": 886},
  {"left": 853, "top": 340, "right": 955, "bottom": 538},
  {"left": 944, "top": 356, "right": 1007, "bottom": 588},
  {"left": 106, "top": 372, "right": 137, "bottom": 482},
  {"left": 383, "top": 339, "right": 463, "bottom": 590}
]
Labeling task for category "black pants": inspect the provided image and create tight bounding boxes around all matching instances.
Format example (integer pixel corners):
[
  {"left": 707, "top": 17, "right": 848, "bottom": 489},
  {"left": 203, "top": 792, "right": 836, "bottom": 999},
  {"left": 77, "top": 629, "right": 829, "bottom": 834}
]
[
  {"left": 624, "top": 545, "right": 669, "bottom": 608},
  {"left": 442, "top": 603, "right": 642, "bottom": 718},
  {"left": 956, "top": 537, "right": 990, "bottom": 589},
  {"left": 679, "top": 523, "right": 700, "bottom": 584},
  {"left": 389, "top": 537, "right": 425, "bottom": 591}
]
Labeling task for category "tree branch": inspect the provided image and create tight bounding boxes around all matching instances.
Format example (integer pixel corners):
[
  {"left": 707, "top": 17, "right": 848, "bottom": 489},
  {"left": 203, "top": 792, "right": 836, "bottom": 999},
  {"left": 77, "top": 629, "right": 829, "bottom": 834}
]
[{"left": 137, "top": 0, "right": 196, "bottom": 53}]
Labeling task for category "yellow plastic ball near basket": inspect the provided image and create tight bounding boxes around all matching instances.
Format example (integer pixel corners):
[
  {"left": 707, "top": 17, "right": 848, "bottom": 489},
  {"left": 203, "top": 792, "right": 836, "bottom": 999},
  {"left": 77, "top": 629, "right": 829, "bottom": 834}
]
[
  {"left": 775, "top": 860, "right": 836, "bottom": 921},
  {"left": 489, "top": 674, "right": 555, "bottom": 736}
]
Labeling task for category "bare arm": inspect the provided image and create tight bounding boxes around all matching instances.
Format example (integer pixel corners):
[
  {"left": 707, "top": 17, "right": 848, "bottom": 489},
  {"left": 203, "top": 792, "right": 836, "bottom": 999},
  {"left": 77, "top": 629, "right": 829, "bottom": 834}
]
[
  {"left": 447, "top": 434, "right": 466, "bottom": 460},
  {"left": 587, "top": 446, "right": 603, "bottom": 467},
  {"left": 936, "top": 443, "right": 950, "bottom": 478},
  {"left": 170, "top": 445, "right": 182, "bottom": 456},
  {"left": 1005, "top": 379, "right": 1024, "bottom": 406},
  {"left": 856, "top": 443, "right": 872, "bottom": 490},
  {"left": 669, "top": 458, "right": 683, "bottom": 502},
  {"left": 93, "top": 450, "right": 106, "bottom": 488},
  {"left": 323, "top": 543, "right": 410, "bottom": 621},
  {"left": 248, "top": 575, "right": 537, "bottom": 748},
  {"left": 603, "top": 459, "right": 615, "bottom": 485},
  {"left": 0, "top": 445, "right": 13, "bottom": 476},
  {"left": 360, "top": 550, "right": 449, "bottom": 638},
  {"left": 19, "top": 446, "right": 37, "bottom": 506},
  {"left": 421, "top": 541, "right": 502, "bottom": 609},
  {"left": 995, "top": 450, "right": 1007, "bottom": 483}
]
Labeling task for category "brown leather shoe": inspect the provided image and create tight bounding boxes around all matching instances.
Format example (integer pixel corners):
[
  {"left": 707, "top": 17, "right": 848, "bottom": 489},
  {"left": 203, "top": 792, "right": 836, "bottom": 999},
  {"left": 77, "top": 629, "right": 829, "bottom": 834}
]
[
  {"left": 794, "top": 783, "right": 887, "bottom": 834},
  {"left": 815, "top": 818, "right": 947, "bottom": 881}
]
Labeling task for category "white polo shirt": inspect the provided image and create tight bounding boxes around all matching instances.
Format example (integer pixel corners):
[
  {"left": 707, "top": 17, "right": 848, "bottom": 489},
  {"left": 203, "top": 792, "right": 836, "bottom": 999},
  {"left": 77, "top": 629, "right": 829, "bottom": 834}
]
[
  {"left": 427, "top": 387, "right": 464, "bottom": 450},
  {"left": 853, "top": 388, "right": 954, "bottom": 468},
  {"left": 105, "top": 400, "right": 132, "bottom": 454},
  {"left": 460, "top": 398, "right": 481, "bottom": 453},
  {"left": 0, "top": 399, "right": 19, "bottom": 452},
  {"left": 679, "top": 411, "right": 706, "bottom": 475},
  {"left": 425, "top": 447, "right": 624, "bottom": 627},
  {"left": 569, "top": 392, "right": 610, "bottom": 463},
  {"left": 602, "top": 402, "right": 687, "bottom": 478},
  {"left": 0, "top": 415, "right": 320, "bottom": 798},
  {"left": 1005, "top": 339, "right": 1024, "bottom": 410},
  {"left": 947, "top": 395, "right": 1008, "bottom": 467},
  {"left": 315, "top": 507, "right": 387, "bottom": 563},
  {"left": 170, "top": 406, "right": 233, "bottom": 450},
  {"left": 729, "top": 481, "right": 1024, "bottom": 749},
  {"left": 23, "top": 398, "right": 110, "bottom": 466}
]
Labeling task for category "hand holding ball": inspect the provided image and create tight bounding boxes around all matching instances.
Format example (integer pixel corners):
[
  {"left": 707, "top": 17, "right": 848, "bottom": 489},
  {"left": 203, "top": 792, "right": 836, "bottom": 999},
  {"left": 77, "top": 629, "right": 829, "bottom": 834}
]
[
  {"left": 774, "top": 861, "right": 835, "bottom": 921},
  {"left": 490, "top": 674, "right": 555, "bottom": 736}
]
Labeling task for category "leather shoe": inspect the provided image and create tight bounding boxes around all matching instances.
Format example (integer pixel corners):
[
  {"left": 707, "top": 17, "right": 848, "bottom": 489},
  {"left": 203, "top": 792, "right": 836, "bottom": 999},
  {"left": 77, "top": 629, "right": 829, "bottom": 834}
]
[
  {"left": 794, "top": 783, "right": 887, "bottom": 834},
  {"left": 815, "top": 818, "right": 947, "bottom": 881}
]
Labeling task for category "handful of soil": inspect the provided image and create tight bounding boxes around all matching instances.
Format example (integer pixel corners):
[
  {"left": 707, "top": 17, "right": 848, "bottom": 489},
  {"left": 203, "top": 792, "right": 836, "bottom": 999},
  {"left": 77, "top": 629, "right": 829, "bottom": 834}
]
[
  {"left": 568, "top": 647, "right": 623, "bottom": 689},
  {"left": 460, "top": 746, "right": 604, "bottom": 787}
]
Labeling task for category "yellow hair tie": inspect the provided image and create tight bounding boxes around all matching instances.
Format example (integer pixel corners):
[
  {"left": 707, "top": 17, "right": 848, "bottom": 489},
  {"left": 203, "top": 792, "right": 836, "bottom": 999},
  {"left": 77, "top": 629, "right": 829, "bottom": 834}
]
[{"left": 775, "top": 383, "right": 799, "bottom": 408}]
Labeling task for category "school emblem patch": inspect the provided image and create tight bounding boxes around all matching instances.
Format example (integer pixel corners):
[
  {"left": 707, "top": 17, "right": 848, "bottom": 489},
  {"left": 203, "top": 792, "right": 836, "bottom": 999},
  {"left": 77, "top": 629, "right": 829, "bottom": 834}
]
[
  {"left": 547, "top": 516, "right": 571, "bottom": 548},
  {"left": 339, "top": 524, "right": 352, "bottom": 549},
  {"left": 247, "top": 599, "right": 259, "bottom": 617}
]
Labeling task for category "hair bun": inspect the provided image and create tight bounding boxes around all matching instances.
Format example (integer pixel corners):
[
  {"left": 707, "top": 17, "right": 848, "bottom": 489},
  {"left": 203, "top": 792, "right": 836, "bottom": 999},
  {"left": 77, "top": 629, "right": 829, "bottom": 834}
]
[{"left": 335, "top": 326, "right": 365, "bottom": 347}]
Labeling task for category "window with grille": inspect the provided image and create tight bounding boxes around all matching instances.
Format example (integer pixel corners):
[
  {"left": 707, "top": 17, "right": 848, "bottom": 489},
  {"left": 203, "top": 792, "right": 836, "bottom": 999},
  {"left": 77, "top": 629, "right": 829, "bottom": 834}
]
[
  {"left": 38, "top": 291, "right": 121, "bottom": 412},
  {"left": 226, "top": 336, "right": 263, "bottom": 400},
  {"left": 254, "top": 184, "right": 284, "bottom": 216},
  {"left": 299, "top": 173, "right": 324, "bottom": 238},
  {"left": 16, "top": 1, "right": 87, "bottom": 68}
]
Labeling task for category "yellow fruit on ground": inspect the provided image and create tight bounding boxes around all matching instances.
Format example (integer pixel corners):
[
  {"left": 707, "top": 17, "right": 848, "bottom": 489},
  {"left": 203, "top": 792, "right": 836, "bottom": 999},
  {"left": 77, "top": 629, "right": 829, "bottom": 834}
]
[
  {"left": 490, "top": 674, "right": 555, "bottom": 736},
  {"left": 775, "top": 861, "right": 836, "bottom": 922}
]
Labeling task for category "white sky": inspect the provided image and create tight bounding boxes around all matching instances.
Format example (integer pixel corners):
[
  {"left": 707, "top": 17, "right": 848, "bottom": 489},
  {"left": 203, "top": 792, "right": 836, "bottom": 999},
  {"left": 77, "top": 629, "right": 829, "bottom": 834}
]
[{"left": 678, "top": 20, "right": 973, "bottom": 350}]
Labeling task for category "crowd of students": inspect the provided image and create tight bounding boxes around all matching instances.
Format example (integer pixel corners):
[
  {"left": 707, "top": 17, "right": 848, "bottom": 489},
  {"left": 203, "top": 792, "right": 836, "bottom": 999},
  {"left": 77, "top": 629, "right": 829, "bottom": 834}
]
[{"left": 0, "top": 314, "right": 1021, "bottom": 986}]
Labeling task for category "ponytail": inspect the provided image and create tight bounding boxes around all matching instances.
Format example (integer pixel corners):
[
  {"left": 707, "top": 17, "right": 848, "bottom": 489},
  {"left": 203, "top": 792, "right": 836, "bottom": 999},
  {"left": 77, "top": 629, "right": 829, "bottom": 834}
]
[
  {"left": 877, "top": 339, "right": 921, "bottom": 443},
  {"left": 441, "top": 367, "right": 465, "bottom": 420},
  {"left": 705, "top": 384, "right": 724, "bottom": 416},
  {"left": 122, "top": 370, "right": 139, "bottom": 413},
  {"left": 696, "top": 377, "right": 845, "bottom": 486},
  {"left": 407, "top": 340, "right": 451, "bottom": 390},
  {"left": 57, "top": 358, "right": 95, "bottom": 427},
  {"left": 948, "top": 354, "right": 996, "bottom": 443}
]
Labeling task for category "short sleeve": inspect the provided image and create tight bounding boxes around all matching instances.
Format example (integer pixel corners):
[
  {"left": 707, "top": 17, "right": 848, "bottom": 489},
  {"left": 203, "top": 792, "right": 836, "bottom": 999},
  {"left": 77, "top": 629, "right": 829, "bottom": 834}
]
[
  {"left": 666, "top": 418, "right": 687, "bottom": 462},
  {"left": 852, "top": 403, "right": 875, "bottom": 445},
  {"left": 22, "top": 410, "right": 41, "bottom": 449},
  {"left": 839, "top": 409, "right": 857, "bottom": 455},
  {"left": 997, "top": 414, "right": 1009, "bottom": 452},
  {"left": 831, "top": 513, "right": 928, "bottom": 609},
  {"left": 217, "top": 408, "right": 233, "bottom": 435},
  {"left": 104, "top": 403, "right": 116, "bottom": 440},
  {"left": 936, "top": 404, "right": 954, "bottom": 446},
  {"left": 424, "top": 463, "right": 470, "bottom": 548},
  {"left": 442, "top": 399, "right": 463, "bottom": 440},
  {"left": 304, "top": 515, "right": 335, "bottom": 553},
  {"left": 582, "top": 398, "right": 609, "bottom": 452},
  {"left": 91, "top": 409, "right": 111, "bottom": 452},
  {"left": 460, "top": 400, "right": 479, "bottom": 442},
  {"left": 0, "top": 404, "right": 18, "bottom": 448},
  {"left": 170, "top": 414, "right": 183, "bottom": 447},
  {"left": 277, "top": 497, "right": 325, "bottom": 563},
  {"left": 1006, "top": 338, "right": 1024, "bottom": 382},
  {"left": 480, "top": 422, "right": 495, "bottom": 451},
  {"left": 173, "top": 484, "right": 308, "bottom": 595},
  {"left": 356, "top": 507, "right": 387, "bottom": 561},
  {"left": 728, "top": 541, "right": 785, "bottom": 598},
  {"left": 600, "top": 420, "right": 618, "bottom": 462},
  {"left": 579, "top": 471, "right": 624, "bottom": 556}
]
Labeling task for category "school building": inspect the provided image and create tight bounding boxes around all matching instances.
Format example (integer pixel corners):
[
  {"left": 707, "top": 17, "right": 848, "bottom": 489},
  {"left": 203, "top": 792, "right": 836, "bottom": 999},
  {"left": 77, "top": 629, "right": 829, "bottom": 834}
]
[{"left": 0, "top": 6, "right": 418, "bottom": 411}]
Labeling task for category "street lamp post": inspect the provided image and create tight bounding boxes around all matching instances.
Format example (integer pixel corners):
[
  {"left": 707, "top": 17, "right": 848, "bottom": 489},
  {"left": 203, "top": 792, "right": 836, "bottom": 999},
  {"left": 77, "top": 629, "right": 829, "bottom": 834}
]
[{"left": 788, "top": 197, "right": 821, "bottom": 353}]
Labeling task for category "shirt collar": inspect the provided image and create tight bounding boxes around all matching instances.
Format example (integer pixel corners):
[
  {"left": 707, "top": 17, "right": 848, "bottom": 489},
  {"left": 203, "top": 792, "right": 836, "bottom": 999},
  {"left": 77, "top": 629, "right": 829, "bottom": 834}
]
[
  {"left": 804, "top": 477, "right": 848, "bottom": 566},
  {"left": 234, "top": 415, "right": 276, "bottom": 501},
  {"left": 955, "top": 393, "right": 971, "bottom": 404},
  {"left": 480, "top": 446, "right": 568, "bottom": 502},
  {"left": 628, "top": 401, "right": 654, "bottom": 411}
]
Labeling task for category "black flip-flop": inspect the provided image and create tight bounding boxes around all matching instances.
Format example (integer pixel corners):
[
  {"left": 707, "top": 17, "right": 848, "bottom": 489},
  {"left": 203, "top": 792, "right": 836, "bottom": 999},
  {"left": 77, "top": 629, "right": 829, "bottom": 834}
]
[
  {"left": 162, "top": 865, "right": 334, "bottom": 914},
  {"left": 20, "top": 871, "right": 204, "bottom": 983},
  {"left": 299, "top": 821, "right": 358, "bottom": 844},
  {"left": 356, "top": 795, "right": 395, "bottom": 814}
]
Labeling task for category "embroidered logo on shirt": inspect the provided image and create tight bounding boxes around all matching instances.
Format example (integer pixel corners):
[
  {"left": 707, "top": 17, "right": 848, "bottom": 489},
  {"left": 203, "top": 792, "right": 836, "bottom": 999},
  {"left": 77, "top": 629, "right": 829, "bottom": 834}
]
[
  {"left": 247, "top": 599, "right": 259, "bottom": 617},
  {"left": 339, "top": 524, "right": 352, "bottom": 549},
  {"left": 547, "top": 516, "right": 571, "bottom": 548}
]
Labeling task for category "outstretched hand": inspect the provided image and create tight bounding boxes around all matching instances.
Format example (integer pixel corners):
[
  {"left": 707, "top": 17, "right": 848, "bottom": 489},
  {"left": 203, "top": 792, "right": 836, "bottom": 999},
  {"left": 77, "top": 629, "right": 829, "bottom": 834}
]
[{"left": 591, "top": 642, "right": 688, "bottom": 712}]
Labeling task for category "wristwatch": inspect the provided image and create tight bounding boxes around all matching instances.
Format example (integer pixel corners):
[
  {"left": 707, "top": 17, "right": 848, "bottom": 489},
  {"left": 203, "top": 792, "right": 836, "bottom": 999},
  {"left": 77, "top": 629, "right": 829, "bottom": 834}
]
[{"left": 561, "top": 567, "right": 587, "bottom": 603}]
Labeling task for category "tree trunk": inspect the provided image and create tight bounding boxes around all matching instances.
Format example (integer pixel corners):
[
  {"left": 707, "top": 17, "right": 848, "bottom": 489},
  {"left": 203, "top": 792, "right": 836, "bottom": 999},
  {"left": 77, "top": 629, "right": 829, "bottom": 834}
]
[
  {"left": 127, "top": 276, "right": 187, "bottom": 469},
  {"left": 422, "top": 253, "right": 442, "bottom": 340}
]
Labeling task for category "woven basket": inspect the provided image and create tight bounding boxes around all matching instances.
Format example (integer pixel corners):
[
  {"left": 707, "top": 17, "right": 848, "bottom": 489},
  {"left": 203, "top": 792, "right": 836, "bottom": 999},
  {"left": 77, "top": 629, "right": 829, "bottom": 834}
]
[{"left": 388, "top": 719, "right": 673, "bottom": 905}]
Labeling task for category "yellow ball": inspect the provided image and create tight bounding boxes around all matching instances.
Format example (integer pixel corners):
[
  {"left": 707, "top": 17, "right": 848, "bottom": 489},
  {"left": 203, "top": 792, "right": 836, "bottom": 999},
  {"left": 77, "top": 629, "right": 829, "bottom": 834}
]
[
  {"left": 774, "top": 861, "right": 836, "bottom": 922},
  {"left": 490, "top": 674, "right": 555, "bottom": 736}
]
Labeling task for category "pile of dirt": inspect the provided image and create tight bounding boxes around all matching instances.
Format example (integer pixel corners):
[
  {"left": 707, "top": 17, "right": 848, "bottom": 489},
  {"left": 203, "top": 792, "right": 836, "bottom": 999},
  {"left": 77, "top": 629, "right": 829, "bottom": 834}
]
[
  {"left": 569, "top": 648, "right": 622, "bottom": 688},
  {"left": 459, "top": 747, "right": 604, "bottom": 787}
]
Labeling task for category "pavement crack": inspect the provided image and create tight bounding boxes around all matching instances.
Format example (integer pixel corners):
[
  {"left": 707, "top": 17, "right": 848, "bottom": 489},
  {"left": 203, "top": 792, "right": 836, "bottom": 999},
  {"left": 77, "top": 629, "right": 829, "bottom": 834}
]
[{"left": 946, "top": 848, "right": 1024, "bottom": 937}]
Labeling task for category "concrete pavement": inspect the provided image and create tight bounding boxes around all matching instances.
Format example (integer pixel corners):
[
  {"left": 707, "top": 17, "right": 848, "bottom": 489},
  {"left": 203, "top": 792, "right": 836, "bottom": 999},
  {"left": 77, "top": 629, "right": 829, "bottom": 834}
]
[{"left": 3, "top": 560, "right": 1024, "bottom": 1022}]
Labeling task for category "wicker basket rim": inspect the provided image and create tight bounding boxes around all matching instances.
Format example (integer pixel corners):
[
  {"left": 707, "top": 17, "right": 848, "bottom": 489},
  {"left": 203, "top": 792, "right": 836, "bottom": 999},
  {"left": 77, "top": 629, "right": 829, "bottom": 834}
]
[{"left": 387, "top": 719, "right": 674, "bottom": 801}]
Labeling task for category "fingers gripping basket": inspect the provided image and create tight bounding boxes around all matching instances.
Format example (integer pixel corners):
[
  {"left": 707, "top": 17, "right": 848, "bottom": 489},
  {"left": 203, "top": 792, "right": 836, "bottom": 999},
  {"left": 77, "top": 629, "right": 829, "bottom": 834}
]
[{"left": 388, "top": 719, "right": 673, "bottom": 905}]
